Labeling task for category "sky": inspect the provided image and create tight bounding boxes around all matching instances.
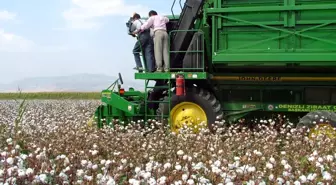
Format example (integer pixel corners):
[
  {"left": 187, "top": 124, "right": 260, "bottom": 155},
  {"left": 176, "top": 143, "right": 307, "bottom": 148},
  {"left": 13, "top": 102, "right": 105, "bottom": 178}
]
[{"left": 0, "top": 0, "right": 182, "bottom": 83}]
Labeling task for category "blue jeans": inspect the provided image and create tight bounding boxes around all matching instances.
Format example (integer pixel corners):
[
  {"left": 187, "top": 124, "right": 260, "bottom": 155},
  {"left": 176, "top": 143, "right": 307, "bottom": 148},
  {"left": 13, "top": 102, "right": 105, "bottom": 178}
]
[{"left": 133, "top": 32, "right": 155, "bottom": 72}]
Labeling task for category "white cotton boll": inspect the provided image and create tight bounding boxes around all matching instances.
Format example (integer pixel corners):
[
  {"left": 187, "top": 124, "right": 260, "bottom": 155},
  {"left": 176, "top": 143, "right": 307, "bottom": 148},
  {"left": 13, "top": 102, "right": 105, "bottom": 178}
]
[
  {"left": 269, "top": 157, "right": 276, "bottom": 164},
  {"left": 121, "top": 159, "right": 127, "bottom": 164},
  {"left": 187, "top": 179, "right": 194, "bottom": 185},
  {"left": 283, "top": 171, "right": 290, "bottom": 177},
  {"left": 164, "top": 163, "right": 171, "bottom": 169},
  {"left": 326, "top": 155, "right": 333, "bottom": 162},
  {"left": 253, "top": 150, "right": 262, "bottom": 156},
  {"left": 276, "top": 177, "right": 284, "bottom": 184},
  {"left": 134, "top": 167, "right": 141, "bottom": 173},
  {"left": 175, "top": 164, "right": 182, "bottom": 171},
  {"left": 81, "top": 160, "right": 87, "bottom": 166},
  {"left": 38, "top": 174, "right": 48, "bottom": 183},
  {"left": 76, "top": 169, "right": 85, "bottom": 177},
  {"left": 322, "top": 171, "right": 332, "bottom": 180},
  {"left": 107, "top": 177, "right": 116, "bottom": 185},
  {"left": 266, "top": 162, "right": 273, "bottom": 169},
  {"left": 299, "top": 175, "right": 307, "bottom": 183},
  {"left": 177, "top": 150, "right": 184, "bottom": 156},
  {"left": 246, "top": 180, "right": 255, "bottom": 185},
  {"left": 18, "top": 169, "right": 25, "bottom": 177},
  {"left": 307, "top": 173, "right": 317, "bottom": 181},
  {"left": 105, "top": 160, "right": 112, "bottom": 167},
  {"left": 6, "top": 157, "right": 14, "bottom": 165},
  {"left": 259, "top": 181, "right": 266, "bottom": 185},
  {"left": 214, "top": 160, "right": 221, "bottom": 167},
  {"left": 313, "top": 150, "right": 318, "bottom": 156},
  {"left": 129, "top": 179, "right": 140, "bottom": 185},
  {"left": 294, "top": 181, "right": 301, "bottom": 185},
  {"left": 248, "top": 166, "right": 256, "bottom": 173},
  {"left": 147, "top": 178, "right": 156, "bottom": 185},
  {"left": 284, "top": 164, "right": 291, "bottom": 170},
  {"left": 182, "top": 174, "right": 188, "bottom": 181},
  {"left": 1, "top": 151, "right": 7, "bottom": 157},
  {"left": 91, "top": 150, "right": 98, "bottom": 156},
  {"left": 6, "top": 138, "right": 13, "bottom": 144},
  {"left": 26, "top": 168, "right": 34, "bottom": 176},
  {"left": 158, "top": 176, "right": 167, "bottom": 184},
  {"left": 281, "top": 159, "right": 287, "bottom": 165},
  {"left": 236, "top": 168, "right": 244, "bottom": 174},
  {"left": 92, "top": 164, "right": 98, "bottom": 170},
  {"left": 96, "top": 173, "right": 103, "bottom": 180},
  {"left": 143, "top": 172, "right": 151, "bottom": 179},
  {"left": 59, "top": 172, "right": 68, "bottom": 180}
]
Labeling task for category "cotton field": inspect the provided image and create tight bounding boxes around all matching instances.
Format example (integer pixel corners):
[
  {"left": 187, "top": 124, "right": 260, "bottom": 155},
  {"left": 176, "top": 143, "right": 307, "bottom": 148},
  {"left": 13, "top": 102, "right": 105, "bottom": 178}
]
[{"left": 0, "top": 100, "right": 335, "bottom": 185}]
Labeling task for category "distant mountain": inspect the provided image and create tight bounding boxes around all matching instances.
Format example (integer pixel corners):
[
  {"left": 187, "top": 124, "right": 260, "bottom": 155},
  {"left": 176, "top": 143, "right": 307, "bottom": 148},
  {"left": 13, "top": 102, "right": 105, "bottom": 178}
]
[{"left": 0, "top": 73, "right": 145, "bottom": 92}]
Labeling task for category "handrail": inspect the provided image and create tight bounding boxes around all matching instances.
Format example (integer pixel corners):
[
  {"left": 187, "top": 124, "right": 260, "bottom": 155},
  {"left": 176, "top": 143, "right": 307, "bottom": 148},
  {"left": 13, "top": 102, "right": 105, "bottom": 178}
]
[
  {"left": 171, "top": 0, "right": 176, "bottom": 19},
  {"left": 168, "top": 29, "right": 205, "bottom": 72}
]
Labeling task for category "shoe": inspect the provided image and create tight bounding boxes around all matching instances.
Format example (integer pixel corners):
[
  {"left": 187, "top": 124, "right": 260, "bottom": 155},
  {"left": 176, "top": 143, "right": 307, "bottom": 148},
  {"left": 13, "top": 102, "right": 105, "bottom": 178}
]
[
  {"left": 134, "top": 67, "right": 144, "bottom": 72},
  {"left": 155, "top": 68, "right": 163, "bottom": 72},
  {"left": 164, "top": 68, "right": 169, "bottom": 72}
]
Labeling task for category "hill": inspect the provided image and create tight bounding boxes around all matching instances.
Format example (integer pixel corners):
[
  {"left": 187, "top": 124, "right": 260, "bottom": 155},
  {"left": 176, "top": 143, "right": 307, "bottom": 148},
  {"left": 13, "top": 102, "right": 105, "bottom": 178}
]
[{"left": 0, "top": 73, "right": 144, "bottom": 92}]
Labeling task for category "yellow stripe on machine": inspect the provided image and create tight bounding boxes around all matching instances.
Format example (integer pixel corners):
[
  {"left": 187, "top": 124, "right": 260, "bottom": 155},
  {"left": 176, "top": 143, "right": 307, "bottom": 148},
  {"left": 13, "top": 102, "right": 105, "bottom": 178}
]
[{"left": 211, "top": 76, "right": 336, "bottom": 82}]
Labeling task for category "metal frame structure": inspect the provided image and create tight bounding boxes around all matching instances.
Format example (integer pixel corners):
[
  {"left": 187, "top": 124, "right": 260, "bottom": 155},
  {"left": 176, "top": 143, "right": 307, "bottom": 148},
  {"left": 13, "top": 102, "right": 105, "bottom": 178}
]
[{"left": 93, "top": 0, "right": 336, "bottom": 135}]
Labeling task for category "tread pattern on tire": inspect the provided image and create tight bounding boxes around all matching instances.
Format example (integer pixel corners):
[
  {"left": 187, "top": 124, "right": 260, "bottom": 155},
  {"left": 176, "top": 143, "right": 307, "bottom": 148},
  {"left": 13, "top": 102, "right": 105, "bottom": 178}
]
[
  {"left": 298, "top": 110, "right": 336, "bottom": 128},
  {"left": 156, "top": 87, "right": 224, "bottom": 125}
]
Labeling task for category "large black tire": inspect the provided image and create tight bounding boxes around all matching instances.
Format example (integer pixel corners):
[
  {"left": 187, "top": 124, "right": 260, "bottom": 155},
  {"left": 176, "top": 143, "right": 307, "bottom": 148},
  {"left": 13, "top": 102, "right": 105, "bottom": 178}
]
[
  {"left": 298, "top": 110, "right": 336, "bottom": 127},
  {"left": 297, "top": 110, "right": 336, "bottom": 138},
  {"left": 156, "top": 87, "right": 223, "bottom": 132}
]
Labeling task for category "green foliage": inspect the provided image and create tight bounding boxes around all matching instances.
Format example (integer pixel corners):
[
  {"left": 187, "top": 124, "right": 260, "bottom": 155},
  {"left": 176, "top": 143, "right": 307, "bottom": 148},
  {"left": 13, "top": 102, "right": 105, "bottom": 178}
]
[{"left": 0, "top": 92, "right": 101, "bottom": 100}]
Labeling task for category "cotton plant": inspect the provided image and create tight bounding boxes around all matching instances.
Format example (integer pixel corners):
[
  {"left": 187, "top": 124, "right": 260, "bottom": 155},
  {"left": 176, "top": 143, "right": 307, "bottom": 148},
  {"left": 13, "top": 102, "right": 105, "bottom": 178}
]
[{"left": 0, "top": 100, "right": 335, "bottom": 184}]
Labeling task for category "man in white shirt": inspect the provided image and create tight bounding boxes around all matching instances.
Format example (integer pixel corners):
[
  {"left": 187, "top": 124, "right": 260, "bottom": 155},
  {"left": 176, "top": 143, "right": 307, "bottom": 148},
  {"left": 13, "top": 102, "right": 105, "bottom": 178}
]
[
  {"left": 130, "top": 13, "right": 155, "bottom": 72},
  {"left": 140, "top": 10, "right": 169, "bottom": 72}
]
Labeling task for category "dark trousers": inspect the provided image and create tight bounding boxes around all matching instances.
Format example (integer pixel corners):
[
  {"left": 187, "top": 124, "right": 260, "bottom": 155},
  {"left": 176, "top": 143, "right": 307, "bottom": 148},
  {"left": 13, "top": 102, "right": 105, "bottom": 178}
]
[
  {"left": 133, "top": 32, "right": 155, "bottom": 72},
  {"left": 148, "top": 80, "right": 166, "bottom": 109}
]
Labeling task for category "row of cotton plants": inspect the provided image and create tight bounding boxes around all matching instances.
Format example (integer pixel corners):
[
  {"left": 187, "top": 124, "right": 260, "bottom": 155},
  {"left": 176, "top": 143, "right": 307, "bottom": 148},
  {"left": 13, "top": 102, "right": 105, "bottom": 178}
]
[{"left": 0, "top": 100, "right": 335, "bottom": 185}]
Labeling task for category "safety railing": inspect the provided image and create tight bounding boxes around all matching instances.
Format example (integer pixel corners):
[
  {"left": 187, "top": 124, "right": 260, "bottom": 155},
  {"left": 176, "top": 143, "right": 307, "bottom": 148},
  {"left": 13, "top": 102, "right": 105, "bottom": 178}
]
[
  {"left": 171, "top": 0, "right": 184, "bottom": 19},
  {"left": 168, "top": 29, "right": 205, "bottom": 72},
  {"left": 132, "top": 29, "right": 205, "bottom": 73}
]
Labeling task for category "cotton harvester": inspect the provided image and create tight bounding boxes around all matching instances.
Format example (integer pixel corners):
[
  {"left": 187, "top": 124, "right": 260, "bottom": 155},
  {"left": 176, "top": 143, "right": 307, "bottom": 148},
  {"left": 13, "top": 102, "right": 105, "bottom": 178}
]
[{"left": 92, "top": 0, "right": 336, "bottom": 137}]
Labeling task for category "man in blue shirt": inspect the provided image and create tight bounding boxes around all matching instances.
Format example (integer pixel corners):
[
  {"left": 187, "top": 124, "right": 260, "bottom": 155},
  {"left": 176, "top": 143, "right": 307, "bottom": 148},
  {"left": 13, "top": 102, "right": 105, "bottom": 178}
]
[{"left": 130, "top": 13, "right": 155, "bottom": 72}]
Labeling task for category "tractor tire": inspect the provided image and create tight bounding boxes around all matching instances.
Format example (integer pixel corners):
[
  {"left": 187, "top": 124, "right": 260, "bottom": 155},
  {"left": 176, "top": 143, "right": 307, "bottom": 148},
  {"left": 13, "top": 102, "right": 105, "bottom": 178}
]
[
  {"left": 156, "top": 87, "right": 223, "bottom": 133},
  {"left": 297, "top": 110, "right": 336, "bottom": 138}
]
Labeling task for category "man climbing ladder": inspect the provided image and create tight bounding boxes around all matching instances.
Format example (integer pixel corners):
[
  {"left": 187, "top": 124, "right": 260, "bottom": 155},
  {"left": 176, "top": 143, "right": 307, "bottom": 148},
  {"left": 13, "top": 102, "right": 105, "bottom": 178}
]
[{"left": 130, "top": 13, "right": 155, "bottom": 72}]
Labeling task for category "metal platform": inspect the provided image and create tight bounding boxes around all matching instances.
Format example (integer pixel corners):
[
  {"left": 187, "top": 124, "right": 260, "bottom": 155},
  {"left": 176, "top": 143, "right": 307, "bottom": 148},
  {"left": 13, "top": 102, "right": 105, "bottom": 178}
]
[{"left": 134, "top": 72, "right": 208, "bottom": 80}]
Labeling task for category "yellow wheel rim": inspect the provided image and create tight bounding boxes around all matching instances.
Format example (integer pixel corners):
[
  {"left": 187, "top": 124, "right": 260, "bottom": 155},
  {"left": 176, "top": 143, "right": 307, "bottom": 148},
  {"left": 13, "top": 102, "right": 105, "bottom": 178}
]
[
  {"left": 308, "top": 123, "right": 336, "bottom": 139},
  {"left": 170, "top": 102, "right": 207, "bottom": 133}
]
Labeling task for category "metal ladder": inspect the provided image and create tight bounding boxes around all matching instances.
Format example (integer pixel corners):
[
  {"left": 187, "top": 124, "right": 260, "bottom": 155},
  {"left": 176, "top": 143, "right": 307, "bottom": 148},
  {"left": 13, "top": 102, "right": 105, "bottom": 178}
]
[{"left": 144, "top": 79, "right": 172, "bottom": 127}]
